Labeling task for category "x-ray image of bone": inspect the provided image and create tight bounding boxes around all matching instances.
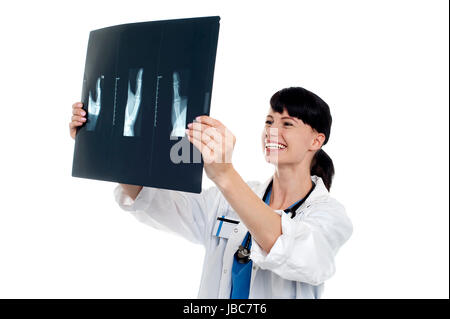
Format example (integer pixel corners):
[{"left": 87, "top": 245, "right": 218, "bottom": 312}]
[
  {"left": 170, "top": 71, "right": 188, "bottom": 137},
  {"left": 123, "top": 68, "right": 144, "bottom": 137},
  {"left": 86, "top": 75, "right": 103, "bottom": 131}
]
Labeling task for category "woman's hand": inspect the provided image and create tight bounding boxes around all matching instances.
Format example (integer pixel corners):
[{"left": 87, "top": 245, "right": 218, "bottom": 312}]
[
  {"left": 186, "top": 116, "right": 236, "bottom": 183},
  {"left": 69, "top": 102, "right": 87, "bottom": 139}
]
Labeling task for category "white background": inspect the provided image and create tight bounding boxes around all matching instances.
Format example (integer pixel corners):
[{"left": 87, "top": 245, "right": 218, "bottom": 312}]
[{"left": 0, "top": 0, "right": 448, "bottom": 299}]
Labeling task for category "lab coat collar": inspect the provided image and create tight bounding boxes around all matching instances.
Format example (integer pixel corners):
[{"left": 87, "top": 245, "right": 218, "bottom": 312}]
[{"left": 255, "top": 174, "right": 329, "bottom": 207}]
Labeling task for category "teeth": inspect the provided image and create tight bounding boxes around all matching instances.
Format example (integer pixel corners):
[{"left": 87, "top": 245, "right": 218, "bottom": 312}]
[{"left": 265, "top": 143, "right": 286, "bottom": 149}]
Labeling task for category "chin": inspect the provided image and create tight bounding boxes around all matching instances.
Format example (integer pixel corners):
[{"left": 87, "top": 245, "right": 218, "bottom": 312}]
[{"left": 264, "top": 153, "right": 284, "bottom": 165}]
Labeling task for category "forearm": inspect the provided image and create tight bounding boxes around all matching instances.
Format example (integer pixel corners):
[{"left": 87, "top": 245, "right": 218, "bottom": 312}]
[
  {"left": 213, "top": 167, "right": 281, "bottom": 253},
  {"left": 119, "top": 183, "right": 143, "bottom": 201}
]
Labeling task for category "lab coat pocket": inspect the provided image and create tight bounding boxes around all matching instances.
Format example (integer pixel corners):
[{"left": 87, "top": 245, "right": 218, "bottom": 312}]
[{"left": 212, "top": 216, "right": 240, "bottom": 239}]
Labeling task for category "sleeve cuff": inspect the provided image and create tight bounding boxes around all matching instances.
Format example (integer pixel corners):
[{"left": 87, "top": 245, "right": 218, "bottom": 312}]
[
  {"left": 250, "top": 210, "right": 311, "bottom": 270},
  {"left": 113, "top": 184, "right": 157, "bottom": 212}
]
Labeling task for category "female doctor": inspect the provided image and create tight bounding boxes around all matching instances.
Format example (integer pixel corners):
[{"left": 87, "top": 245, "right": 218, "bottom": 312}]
[{"left": 69, "top": 86, "right": 353, "bottom": 299}]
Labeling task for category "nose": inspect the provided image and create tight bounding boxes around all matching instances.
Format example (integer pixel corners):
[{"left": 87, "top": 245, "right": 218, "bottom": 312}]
[{"left": 265, "top": 127, "right": 279, "bottom": 140}]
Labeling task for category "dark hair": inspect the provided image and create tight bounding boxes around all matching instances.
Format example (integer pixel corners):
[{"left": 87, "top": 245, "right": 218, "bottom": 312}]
[{"left": 269, "top": 87, "right": 335, "bottom": 191}]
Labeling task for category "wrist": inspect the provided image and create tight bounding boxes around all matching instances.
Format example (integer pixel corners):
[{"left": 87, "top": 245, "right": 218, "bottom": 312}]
[{"left": 210, "top": 164, "right": 236, "bottom": 188}]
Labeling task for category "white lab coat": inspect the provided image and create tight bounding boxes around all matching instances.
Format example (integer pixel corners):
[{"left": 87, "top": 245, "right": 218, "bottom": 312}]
[{"left": 113, "top": 174, "right": 353, "bottom": 298}]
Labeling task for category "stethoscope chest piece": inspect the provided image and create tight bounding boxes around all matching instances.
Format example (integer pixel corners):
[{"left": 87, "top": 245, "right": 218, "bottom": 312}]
[
  {"left": 235, "top": 242, "right": 251, "bottom": 264},
  {"left": 235, "top": 227, "right": 253, "bottom": 264}
]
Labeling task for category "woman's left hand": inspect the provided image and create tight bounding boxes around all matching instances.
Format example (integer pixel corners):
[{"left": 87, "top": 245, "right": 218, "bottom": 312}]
[{"left": 186, "top": 115, "right": 236, "bottom": 183}]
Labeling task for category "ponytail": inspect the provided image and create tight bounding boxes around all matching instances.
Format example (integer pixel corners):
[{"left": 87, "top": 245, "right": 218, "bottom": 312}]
[{"left": 310, "top": 149, "right": 334, "bottom": 192}]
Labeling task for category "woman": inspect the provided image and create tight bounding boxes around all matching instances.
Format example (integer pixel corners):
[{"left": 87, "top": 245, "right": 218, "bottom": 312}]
[{"left": 69, "top": 86, "right": 353, "bottom": 298}]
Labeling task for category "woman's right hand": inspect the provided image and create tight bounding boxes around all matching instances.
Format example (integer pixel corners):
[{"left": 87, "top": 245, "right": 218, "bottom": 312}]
[{"left": 70, "top": 102, "right": 87, "bottom": 140}]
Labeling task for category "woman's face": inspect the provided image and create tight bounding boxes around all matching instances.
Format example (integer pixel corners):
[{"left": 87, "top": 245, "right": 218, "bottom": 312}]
[{"left": 261, "top": 108, "right": 321, "bottom": 166}]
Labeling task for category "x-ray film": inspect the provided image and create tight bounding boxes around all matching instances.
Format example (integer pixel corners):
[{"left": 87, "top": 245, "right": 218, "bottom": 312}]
[{"left": 72, "top": 16, "right": 221, "bottom": 193}]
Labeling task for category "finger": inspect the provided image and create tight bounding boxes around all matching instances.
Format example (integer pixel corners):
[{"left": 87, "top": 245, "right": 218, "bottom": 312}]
[
  {"left": 72, "top": 102, "right": 83, "bottom": 109},
  {"left": 187, "top": 133, "right": 215, "bottom": 163},
  {"left": 72, "top": 115, "right": 86, "bottom": 122},
  {"left": 189, "top": 123, "right": 222, "bottom": 141},
  {"left": 136, "top": 70, "right": 143, "bottom": 95},
  {"left": 188, "top": 123, "right": 211, "bottom": 137},
  {"left": 195, "top": 115, "right": 224, "bottom": 129},
  {"left": 188, "top": 127, "right": 219, "bottom": 151},
  {"left": 69, "top": 121, "right": 84, "bottom": 129},
  {"left": 191, "top": 134, "right": 219, "bottom": 164},
  {"left": 137, "top": 68, "right": 143, "bottom": 84},
  {"left": 189, "top": 126, "right": 221, "bottom": 149},
  {"left": 207, "top": 128, "right": 223, "bottom": 144},
  {"left": 73, "top": 107, "right": 86, "bottom": 116}
]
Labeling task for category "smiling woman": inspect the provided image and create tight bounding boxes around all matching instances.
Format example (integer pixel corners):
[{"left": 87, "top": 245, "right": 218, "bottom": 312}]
[{"left": 80, "top": 86, "right": 354, "bottom": 299}]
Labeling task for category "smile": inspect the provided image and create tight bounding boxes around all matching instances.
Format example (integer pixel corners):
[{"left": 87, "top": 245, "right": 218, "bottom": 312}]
[{"left": 265, "top": 142, "right": 287, "bottom": 150}]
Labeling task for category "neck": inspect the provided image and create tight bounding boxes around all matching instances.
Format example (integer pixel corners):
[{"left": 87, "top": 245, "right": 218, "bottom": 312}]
[{"left": 270, "top": 164, "right": 313, "bottom": 210}]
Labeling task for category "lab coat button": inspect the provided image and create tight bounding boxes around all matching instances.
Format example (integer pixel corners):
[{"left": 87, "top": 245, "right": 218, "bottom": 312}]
[
  {"left": 234, "top": 228, "right": 238, "bottom": 233},
  {"left": 223, "top": 269, "right": 227, "bottom": 274}
]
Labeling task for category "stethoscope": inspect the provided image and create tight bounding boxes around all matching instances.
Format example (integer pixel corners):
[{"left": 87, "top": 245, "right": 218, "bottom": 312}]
[{"left": 234, "top": 179, "right": 316, "bottom": 264}]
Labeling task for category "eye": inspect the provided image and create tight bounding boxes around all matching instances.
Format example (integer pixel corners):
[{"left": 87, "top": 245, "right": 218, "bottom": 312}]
[
  {"left": 284, "top": 122, "right": 293, "bottom": 126},
  {"left": 265, "top": 120, "right": 273, "bottom": 125}
]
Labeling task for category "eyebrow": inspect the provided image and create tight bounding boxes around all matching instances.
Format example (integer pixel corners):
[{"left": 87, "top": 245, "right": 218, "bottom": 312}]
[{"left": 266, "top": 115, "right": 298, "bottom": 122}]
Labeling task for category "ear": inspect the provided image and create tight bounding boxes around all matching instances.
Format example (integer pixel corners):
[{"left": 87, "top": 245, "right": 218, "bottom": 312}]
[{"left": 311, "top": 132, "right": 326, "bottom": 151}]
